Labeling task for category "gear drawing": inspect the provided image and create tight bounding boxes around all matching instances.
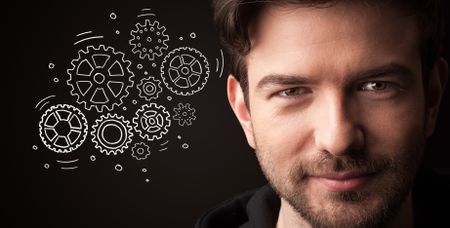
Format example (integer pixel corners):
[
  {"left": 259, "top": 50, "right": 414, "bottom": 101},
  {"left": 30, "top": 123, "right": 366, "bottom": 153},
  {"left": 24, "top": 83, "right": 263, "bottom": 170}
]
[
  {"left": 39, "top": 104, "right": 88, "bottom": 153},
  {"left": 173, "top": 103, "right": 196, "bottom": 126},
  {"left": 133, "top": 103, "right": 171, "bottom": 141},
  {"left": 160, "top": 47, "right": 210, "bottom": 96},
  {"left": 67, "top": 45, "right": 134, "bottom": 112},
  {"left": 91, "top": 113, "right": 133, "bottom": 155},
  {"left": 129, "top": 19, "right": 169, "bottom": 61},
  {"left": 137, "top": 76, "right": 162, "bottom": 101},
  {"left": 131, "top": 142, "right": 151, "bottom": 160}
]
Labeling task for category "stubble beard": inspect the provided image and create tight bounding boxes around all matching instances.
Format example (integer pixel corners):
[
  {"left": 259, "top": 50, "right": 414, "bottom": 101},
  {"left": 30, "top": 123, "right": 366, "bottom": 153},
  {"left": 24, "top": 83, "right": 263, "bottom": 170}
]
[{"left": 255, "top": 142, "right": 423, "bottom": 228}]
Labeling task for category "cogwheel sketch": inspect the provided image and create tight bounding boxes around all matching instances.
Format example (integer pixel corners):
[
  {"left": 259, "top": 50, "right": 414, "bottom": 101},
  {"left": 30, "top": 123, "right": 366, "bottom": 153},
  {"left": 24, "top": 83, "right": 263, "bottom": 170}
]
[
  {"left": 173, "top": 103, "right": 196, "bottom": 126},
  {"left": 131, "top": 142, "right": 151, "bottom": 160},
  {"left": 91, "top": 113, "right": 133, "bottom": 155},
  {"left": 160, "top": 47, "right": 210, "bottom": 96},
  {"left": 133, "top": 103, "right": 171, "bottom": 141},
  {"left": 67, "top": 45, "right": 134, "bottom": 112},
  {"left": 39, "top": 104, "right": 88, "bottom": 153},
  {"left": 129, "top": 19, "right": 169, "bottom": 61},
  {"left": 137, "top": 76, "right": 162, "bottom": 101}
]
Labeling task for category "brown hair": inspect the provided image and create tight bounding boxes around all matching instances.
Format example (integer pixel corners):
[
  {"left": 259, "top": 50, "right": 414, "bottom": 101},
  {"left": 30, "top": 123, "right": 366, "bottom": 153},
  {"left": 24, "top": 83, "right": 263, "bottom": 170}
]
[{"left": 212, "top": 0, "right": 444, "bottom": 104}]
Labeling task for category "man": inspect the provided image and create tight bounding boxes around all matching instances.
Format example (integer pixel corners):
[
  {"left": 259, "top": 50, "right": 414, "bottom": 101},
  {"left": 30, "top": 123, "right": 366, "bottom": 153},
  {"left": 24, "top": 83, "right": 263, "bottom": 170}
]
[{"left": 197, "top": 0, "right": 449, "bottom": 227}]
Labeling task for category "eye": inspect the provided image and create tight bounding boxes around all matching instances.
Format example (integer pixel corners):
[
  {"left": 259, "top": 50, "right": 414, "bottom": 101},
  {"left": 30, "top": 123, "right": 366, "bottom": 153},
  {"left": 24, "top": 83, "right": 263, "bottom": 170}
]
[
  {"left": 360, "top": 81, "right": 392, "bottom": 91},
  {"left": 276, "top": 87, "right": 311, "bottom": 98}
]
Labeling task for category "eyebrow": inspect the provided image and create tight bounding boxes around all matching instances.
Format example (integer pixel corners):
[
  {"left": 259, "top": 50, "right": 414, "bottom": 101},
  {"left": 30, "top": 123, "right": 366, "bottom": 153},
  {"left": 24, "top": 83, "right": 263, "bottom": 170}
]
[{"left": 256, "top": 63, "right": 414, "bottom": 90}]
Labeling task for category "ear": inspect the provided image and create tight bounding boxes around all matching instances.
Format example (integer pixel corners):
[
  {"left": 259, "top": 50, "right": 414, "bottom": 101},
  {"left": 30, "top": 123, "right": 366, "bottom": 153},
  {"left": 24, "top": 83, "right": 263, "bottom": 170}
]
[
  {"left": 227, "top": 75, "right": 256, "bottom": 148},
  {"left": 425, "top": 57, "right": 448, "bottom": 137}
]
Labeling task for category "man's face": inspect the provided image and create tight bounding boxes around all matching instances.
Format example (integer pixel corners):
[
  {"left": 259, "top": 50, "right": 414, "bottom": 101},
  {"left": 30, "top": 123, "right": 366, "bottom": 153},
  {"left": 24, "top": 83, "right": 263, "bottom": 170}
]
[{"left": 232, "top": 2, "right": 438, "bottom": 227}]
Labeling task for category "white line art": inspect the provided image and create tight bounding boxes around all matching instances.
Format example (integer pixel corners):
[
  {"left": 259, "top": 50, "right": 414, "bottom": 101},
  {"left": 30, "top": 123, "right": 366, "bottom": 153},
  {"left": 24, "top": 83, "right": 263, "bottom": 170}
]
[
  {"left": 145, "top": 178, "right": 150, "bottom": 183},
  {"left": 110, "top": 12, "right": 117, "bottom": 20},
  {"left": 90, "top": 155, "right": 96, "bottom": 161},
  {"left": 39, "top": 104, "right": 88, "bottom": 153},
  {"left": 160, "top": 47, "right": 210, "bottom": 96},
  {"left": 142, "top": 168, "right": 147, "bottom": 173},
  {"left": 77, "top": 31, "right": 93, "bottom": 37},
  {"left": 131, "top": 142, "right": 151, "bottom": 160},
  {"left": 115, "top": 164, "right": 123, "bottom": 172},
  {"left": 173, "top": 103, "right": 196, "bottom": 126},
  {"left": 190, "top": 32, "right": 196, "bottom": 39},
  {"left": 32, "top": 145, "right": 38, "bottom": 150},
  {"left": 129, "top": 19, "right": 169, "bottom": 61},
  {"left": 133, "top": 103, "right": 171, "bottom": 141},
  {"left": 61, "top": 166, "right": 78, "bottom": 170},
  {"left": 56, "top": 159, "right": 79, "bottom": 164},
  {"left": 48, "top": 63, "right": 55, "bottom": 69},
  {"left": 182, "top": 143, "right": 189, "bottom": 149},
  {"left": 160, "top": 140, "right": 169, "bottom": 146},
  {"left": 67, "top": 45, "right": 134, "bottom": 112},
  {"left": 158, "top": 147, "right": 168, "bottom": 152},
  {"left": 73, "top": 36, "right": 104, "bottom": 46},
  {"left": 137, "top": 76, "right": 162, "bottom": 101},
  {"left": 141, "top": 8, "right": 152, "bottom": 11},
  {"left": 137, "top": 13, "right": 156, "bottom": 17},
  {"left": 35, "top": 95, "right": 56, "bottom": 110},
  {"left": 91, "top": 113, "right": 133, "bottom": 155},
  {"left": 44, "top": 163, "right": 50, "bottom": 169},
  {"left": 216, "top": 49, "right": 225, "bottom": 78}
]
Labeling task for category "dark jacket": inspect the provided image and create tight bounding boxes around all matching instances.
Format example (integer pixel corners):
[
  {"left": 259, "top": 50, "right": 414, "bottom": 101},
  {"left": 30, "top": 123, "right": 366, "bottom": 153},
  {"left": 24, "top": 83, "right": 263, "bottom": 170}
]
[{"left": 195, "top": 168, "right": 450, "bottom": 228}]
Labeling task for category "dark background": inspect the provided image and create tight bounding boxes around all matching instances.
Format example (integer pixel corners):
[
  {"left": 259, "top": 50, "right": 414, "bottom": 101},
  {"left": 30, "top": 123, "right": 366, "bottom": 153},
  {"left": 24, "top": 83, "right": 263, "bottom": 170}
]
[{"left": 6, "top": 1, "right": 450, "bottom": 227}]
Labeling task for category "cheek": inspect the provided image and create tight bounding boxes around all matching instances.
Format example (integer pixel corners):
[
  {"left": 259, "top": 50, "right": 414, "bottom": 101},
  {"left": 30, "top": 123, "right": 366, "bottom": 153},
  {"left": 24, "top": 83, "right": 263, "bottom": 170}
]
[{"left": 362, "top": 99, "right": 426, "bottom": 156}]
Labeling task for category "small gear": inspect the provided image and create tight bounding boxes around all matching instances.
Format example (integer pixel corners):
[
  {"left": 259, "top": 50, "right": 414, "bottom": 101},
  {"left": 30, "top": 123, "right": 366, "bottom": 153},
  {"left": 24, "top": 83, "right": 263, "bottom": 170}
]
[
  {"left": 173, "top": 103, "right": 196, "bottom": 126},
  {"left": 137, "top": 76, "right": 162, "bottom": 101},
  {"left": 67, "top": 45, "right": 134, "bottom": 112},
  {"left": 39, "top": 104, "right": 88, "bottom": 153},
  {"left": 91, "top": 113, "right": 133, "bottom": 155},
  {"left": 160, "top": 47, "right": 210, "bottom": 96},
  {"left": 129, "top": 19, "right": 169, "bottom": 61},
  {"left": 131, "top": 142, "right": 151, "bottom": 160},
  {"left": 133, "top": 103, "right": 171, "bottom": 141}
]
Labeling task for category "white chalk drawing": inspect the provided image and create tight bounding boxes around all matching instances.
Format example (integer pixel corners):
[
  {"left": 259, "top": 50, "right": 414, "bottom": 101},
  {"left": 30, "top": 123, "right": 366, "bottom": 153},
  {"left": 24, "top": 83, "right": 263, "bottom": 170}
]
[
  {"left": 67, "top": 45, "right": 134, "bottom": 112},
  {"left": 91, "top": 113, "right": 133, "bottom": 155},
  {"left": 44, "top": 163, "right": 50, "bottom": 169},
  {"left": 137, "top": 76, "right": 162, "bottom": 101},
  {"left": 110, "top": 12, "right": 117, "bottom": 20},
  {"left": 115, "top": 164, "right": 123, "bottom": 172},
  {"left": 39, "top": 104, "right": 88, "bottom": 153},
  {"left": 129, "top": 19, "right": 169, "bottom": 61},
  {"left": 137, "top": 8, "right": 156, "bottom": 18},
  {"left": 133, "top": 103, "right": 171, "bottom": 141},
  {"left": 90, "top": 155, "right": 96, "bottom": 161},
  {"left": 142, "top": 168, "right": 147, "bottom": 173},
  {"left": 173, "top": 103, "right": 196, "bottom": 126},
  {"left": 74, "top": 31, "right": 104, "bottom": 45},
  {"left": 131, "top": 142, "right": 151, "bottom": 160},
  {"left": 35, "top": 95, "right": 56, "bottom": 111},
  {"left": 182, "top": 143, "right": 189, "bottom": 149},
  {"left": 215, "top": 49, "right": 225, "bottom": 78},
  {"left": 57, "top": 159, "right": 79, "bottom": 170},
  {"left": 48, "top": 63, "right": 55, "bottom": 69},
  {"left": 190, "top": 32, "right": 196, "bottom": 39},
  {"left": 160, "top": 47, "right": 210, "bottom": 96}
]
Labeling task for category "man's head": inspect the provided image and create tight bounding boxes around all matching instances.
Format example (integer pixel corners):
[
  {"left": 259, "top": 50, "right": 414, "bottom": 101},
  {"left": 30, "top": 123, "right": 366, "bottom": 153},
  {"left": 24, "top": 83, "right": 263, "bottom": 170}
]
[{"left": 214, "top": 0, "right": 448, "bottom": 227}]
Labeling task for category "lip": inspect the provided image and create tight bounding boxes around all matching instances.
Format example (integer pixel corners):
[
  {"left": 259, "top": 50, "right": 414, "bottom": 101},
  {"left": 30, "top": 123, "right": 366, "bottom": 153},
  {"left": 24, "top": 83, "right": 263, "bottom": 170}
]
[{"left": 310, "top": 171, "right": 376, "bottom": 192}]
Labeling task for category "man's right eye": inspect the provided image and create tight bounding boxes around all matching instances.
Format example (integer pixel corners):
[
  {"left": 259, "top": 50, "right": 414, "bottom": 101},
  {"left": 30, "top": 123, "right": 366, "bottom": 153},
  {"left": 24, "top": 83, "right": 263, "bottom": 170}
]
[{"left": 276, "top": 87, "right": 311, "bottom": 98}]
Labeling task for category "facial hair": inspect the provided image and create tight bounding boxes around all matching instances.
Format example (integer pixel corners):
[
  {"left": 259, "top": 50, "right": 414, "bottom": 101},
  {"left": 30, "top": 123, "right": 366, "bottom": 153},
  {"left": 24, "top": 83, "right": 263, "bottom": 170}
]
[{"left": 255, "top": 143, "right": 423, "bottom": 228}]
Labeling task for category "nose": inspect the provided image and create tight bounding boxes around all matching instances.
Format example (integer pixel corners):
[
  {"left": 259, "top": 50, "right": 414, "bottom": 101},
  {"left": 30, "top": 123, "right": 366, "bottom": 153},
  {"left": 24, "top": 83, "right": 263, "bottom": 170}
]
[{"left": 314, "top": 93, "right": 365, "bottom": 157}]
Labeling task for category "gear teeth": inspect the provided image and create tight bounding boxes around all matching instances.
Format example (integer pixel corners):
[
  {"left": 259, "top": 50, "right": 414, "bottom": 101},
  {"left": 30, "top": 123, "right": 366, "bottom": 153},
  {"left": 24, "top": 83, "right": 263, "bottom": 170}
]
[{"left": 91, "top": 113, "right": 133, "bottom": 155}]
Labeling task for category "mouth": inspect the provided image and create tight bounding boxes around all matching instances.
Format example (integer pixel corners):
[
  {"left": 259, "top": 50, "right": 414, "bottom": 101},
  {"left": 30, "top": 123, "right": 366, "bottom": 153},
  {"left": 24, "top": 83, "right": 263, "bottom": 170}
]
[{"left": 310, "top": 171, "right": 378, "bottom": 192}]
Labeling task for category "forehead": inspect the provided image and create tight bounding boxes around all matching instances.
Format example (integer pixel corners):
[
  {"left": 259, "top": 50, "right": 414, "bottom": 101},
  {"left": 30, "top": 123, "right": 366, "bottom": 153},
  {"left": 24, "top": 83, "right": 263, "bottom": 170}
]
[{"left": 246, "top": 2, "right": 420, "bottom": 83}]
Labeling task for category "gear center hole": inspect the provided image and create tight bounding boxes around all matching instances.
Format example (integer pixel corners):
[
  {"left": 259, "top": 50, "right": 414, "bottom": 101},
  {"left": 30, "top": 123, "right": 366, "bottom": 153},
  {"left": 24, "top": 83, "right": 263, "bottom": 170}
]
[
  {"left": 181, "top": 66, "right": 190, "bottom": 75},
  {"left": 94, "top": 73, "right": 106, "bottom": 84},
  {"left": 55, "top": 121, "right": 71, "bottom": 136}
]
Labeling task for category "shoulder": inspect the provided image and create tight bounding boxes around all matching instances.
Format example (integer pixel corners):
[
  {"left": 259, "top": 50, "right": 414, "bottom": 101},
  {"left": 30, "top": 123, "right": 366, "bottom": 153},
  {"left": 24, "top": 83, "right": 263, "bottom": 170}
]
[
  {"left": 413, "top": 168, "right": 450, "bottom": 227},
  {"left": 194, "top": 188, "right": 258, "bottom": 228}
]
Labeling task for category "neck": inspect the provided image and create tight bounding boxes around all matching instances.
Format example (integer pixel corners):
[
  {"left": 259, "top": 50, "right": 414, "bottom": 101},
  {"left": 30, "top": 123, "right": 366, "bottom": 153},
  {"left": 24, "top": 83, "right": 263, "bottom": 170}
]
[{"left": 276, "top": 192, "right": 414, "bottom": 228}]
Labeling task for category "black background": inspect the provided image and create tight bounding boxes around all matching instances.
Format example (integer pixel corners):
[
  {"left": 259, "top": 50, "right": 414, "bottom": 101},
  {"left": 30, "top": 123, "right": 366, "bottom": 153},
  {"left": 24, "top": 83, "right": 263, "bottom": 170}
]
[{"left": 6, "top": 1, "right": 450, "bottom": 227}]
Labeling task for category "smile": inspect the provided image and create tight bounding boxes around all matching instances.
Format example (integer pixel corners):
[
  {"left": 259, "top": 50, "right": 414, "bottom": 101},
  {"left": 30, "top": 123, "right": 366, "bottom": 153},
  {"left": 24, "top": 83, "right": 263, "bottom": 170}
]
[{"left": 310, "top": 171, "right": 377, "bottom": 192}]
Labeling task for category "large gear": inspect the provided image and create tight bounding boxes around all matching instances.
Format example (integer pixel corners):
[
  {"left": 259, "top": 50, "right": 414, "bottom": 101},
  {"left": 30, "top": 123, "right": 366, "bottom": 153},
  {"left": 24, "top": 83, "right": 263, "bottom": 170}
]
[
  {"left": 129, "top": 19, "right": 169, "bottom": 61},
  {"left": 133, "top": 103, "right": 171, "bottom": 141},
  {"left": 160, "top": 47, "right": 210, "bottom": 96},
  {"left": 39, "top": 104, "right": 88, "bottom": 153},
  {"left": 67, "top": 45, "right": 134, "bottom": 112},
  {"left": 173, "top": 103, "right": 196, "bottom": 126},
  {"left": 137, "top": 76, "right": 162, "bottom": 101},
  {"left": 131, "top": 142, "right": 151, "bottom": 160},
  {"left": 91, "top": 113, "right": 133, "bottom": 155}
]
